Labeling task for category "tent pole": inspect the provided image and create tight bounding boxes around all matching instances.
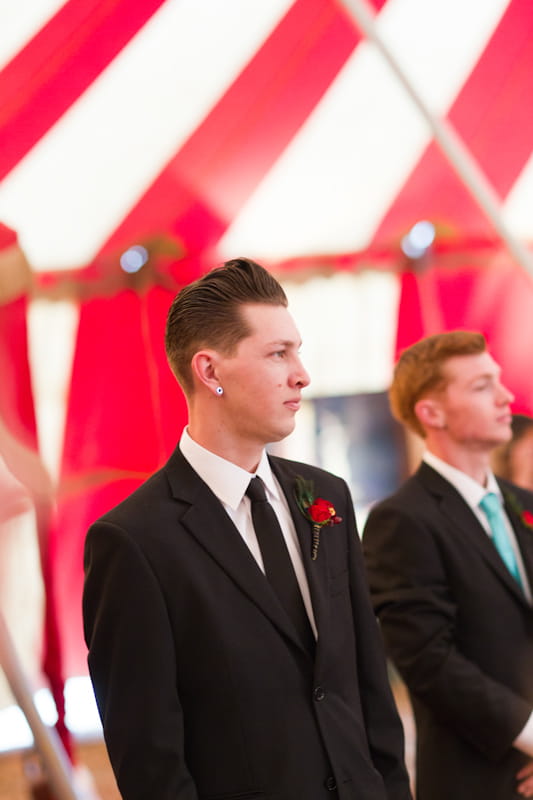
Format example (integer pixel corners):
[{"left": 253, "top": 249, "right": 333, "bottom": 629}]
[
  {"left": 337, "top": 0, "right": 533, "bottom": 277},
  {"left": 0, "top": 610, "right": 80, "bottom": 800}
]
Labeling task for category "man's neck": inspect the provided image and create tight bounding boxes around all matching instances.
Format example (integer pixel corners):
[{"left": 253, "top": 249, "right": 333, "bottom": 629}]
[
  {"left": 187, "top": 422, "right": 264, "bottom": 474},
  {"left": 425, "top": 441, "right": 491, "bottom": 487}
]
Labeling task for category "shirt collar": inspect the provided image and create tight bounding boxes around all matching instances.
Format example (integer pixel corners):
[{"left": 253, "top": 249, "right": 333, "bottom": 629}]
[
  {"left": 179, "top": 428, "right": 279, "bottom": 510},
  {"left": 423, "top": 450, "right": 502, "bottom": 510}
]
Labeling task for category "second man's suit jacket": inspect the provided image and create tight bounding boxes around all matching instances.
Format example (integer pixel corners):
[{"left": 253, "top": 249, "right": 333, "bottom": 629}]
[
  {"left": 362, "top": 462, "right": 533, "bottom": 800},
  {"left": 83, "top": 445, "right": 412, "bottom": 800}
]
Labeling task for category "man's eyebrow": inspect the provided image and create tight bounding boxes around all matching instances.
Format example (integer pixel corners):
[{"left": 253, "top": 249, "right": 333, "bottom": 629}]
[
  {"left": 266, "top": 338, "right": 302, "bottom": 348},
  {"left": 468, "top": 370, "right": 500, "bottom": 383}
]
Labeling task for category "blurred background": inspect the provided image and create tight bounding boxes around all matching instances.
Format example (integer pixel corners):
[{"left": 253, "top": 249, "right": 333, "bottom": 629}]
[{"left": 1, "top": 0, "right": 533, "bottom": 795}]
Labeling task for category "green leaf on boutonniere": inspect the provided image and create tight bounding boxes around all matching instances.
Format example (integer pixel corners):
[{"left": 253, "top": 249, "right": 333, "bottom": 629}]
[{"left": 503, "top": 490, "right": 533, "bottom": 531}]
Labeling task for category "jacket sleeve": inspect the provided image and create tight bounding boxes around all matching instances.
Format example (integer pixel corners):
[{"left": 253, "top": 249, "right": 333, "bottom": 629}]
[
  {"left": 83, "top": 520, "right": 199, "bottom": 800},
  {"left": 343, "top": 484, "right": 413, "bottom": 800},
  {"left": 362, "top": 502, "right": 532, "bottom": 761}
]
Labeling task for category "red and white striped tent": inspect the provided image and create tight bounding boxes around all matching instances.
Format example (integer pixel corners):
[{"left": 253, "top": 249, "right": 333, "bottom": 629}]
[{"left": 2, "top": 0, "right": 533, "bottom": 749}]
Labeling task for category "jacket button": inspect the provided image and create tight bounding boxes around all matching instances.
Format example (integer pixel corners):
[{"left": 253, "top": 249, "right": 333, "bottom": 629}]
[
  {"left": 325, "top": 775, "right": 337, "bottom": 791},
  {"left": 313, "top": 686, "right": 326, "bottom": 701}
]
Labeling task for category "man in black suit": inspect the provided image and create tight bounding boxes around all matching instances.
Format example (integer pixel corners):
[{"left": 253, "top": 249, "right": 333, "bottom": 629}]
[
  {"left": 362, "top": 331, "right": 533, "bottom": 800},
  {"left": 83, "top": 258, "right": 411, "bottom": 800}
]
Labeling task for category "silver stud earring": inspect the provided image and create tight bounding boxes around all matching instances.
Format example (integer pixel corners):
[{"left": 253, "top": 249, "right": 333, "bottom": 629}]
[{"left": 216, "top": 386, "right": 224, "bottom": 396}]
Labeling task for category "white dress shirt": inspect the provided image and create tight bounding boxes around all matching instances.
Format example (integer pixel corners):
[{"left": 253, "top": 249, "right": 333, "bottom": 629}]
[
  {"left": 179, "top": 428, "right": 317, "bottom": 637},
  {"left": 423, "top": 450, "right": 533, "bottom": 755}
]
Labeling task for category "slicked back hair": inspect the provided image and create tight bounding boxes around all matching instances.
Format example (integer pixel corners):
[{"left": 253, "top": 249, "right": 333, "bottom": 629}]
[
  {"left": 165, "top": 257, "right": 287, "bottom": 395},
  {"left": 389, "top": 330, "right": 487, "bottom": 438}
]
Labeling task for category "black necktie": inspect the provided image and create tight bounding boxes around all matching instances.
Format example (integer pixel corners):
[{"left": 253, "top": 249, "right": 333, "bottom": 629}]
[{"left": 246, "top": 477, "right": 315, "bottom": 653}]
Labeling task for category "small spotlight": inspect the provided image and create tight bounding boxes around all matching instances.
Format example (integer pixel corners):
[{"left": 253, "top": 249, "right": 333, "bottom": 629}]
[
  {"left": 120, "top": 245, "right": 149, "bottom": 274},
  {"left": 401, "top": 220, "right": 435, "bottom": 259}
]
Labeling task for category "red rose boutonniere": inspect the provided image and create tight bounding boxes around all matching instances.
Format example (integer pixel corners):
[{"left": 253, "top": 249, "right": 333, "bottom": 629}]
[
  {"left": 294, "top": 476, "right": 342, "bottom": 560},
  {"left": 503, "top": 490, "right": 533, "bottom": 531}
]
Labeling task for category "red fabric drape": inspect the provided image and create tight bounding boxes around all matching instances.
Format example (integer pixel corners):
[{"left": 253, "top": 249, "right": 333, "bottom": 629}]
[
  {"left": 53, "top": 287, "right": 187, "bottom": 675},
  {"left": 0, "top": 304, "right": 36, "bottom": 453}
]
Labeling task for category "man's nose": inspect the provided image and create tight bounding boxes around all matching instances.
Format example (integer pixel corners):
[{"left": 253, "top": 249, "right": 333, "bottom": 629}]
[
  {"left": 498, "top": 382, "right": 514, "bottom": 404},
  {"left": 294, "top": 357, "right": 310, "bottom": 388}
]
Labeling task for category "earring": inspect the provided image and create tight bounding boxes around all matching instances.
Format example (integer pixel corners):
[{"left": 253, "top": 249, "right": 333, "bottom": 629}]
[{"left": 216, "top": 386, "right": 224, "bottom": 396}]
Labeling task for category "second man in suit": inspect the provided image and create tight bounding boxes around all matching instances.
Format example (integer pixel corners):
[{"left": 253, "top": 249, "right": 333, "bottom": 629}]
[{"left": 363, "top": 330, "right": 533, "bottom": 799}]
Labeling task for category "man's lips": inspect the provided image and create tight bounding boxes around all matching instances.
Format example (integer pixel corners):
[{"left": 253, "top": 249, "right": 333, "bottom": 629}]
[{"left": 284, "top": 399, "right": 301, "bottom": 411}]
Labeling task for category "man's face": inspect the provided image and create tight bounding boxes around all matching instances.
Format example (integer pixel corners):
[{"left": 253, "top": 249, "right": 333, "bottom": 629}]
[
  {"left": 433, "top": 351, "right": 514, "bottom": 450},
  {"left": 215, "top": 303, "right": 310, "bottom": 448}
]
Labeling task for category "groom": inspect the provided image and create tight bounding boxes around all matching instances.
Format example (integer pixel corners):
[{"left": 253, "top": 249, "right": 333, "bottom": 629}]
[{"left": 83, "top": 257, "right": 411, "bottom": 800}]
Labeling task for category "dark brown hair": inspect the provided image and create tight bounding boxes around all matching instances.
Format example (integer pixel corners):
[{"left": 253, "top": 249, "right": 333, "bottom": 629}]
[
  {"left": 389, "top": 330, "right": 487, "bottom": 437},
  {"left": 165, "top": 257, "right": 287, "bottom": 394}
]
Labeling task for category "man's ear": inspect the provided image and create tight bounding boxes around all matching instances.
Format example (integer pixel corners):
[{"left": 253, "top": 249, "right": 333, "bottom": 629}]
[
  {"left": 415, "top": 396, "right": 446, "bottom": 431},
  {"left": 190, "top": 350, "right": 221, "bottom": 396}
]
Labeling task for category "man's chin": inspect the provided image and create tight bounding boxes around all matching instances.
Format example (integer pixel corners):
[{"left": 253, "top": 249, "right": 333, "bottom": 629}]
[
  {"left": 498, "top": 425, "right": 513, "bottom": 443},
  {"left": 269, "top": 423, "right": 296, "bottom": 444},
  {"left": 487, "top": 429, "right": 512, "bottom": 448}
]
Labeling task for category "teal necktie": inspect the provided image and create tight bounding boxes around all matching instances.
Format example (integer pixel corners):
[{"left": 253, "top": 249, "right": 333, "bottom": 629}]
[{"left": 479, "top": 492, "right": 523, "bottom": 588}]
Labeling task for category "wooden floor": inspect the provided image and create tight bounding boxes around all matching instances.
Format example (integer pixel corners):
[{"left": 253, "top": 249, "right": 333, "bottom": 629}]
[
  {"left": 0, "top": 739, "right": 120, "bottom": 800},
  {"left": 0, "top": 682, "right": 415, "bottom": 799}
]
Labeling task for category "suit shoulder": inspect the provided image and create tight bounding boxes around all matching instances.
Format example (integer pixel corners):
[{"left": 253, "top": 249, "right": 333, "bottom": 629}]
[
  {"left": 362, "top": 470, "right": 446, "bottom": 546},
  {"left": 93, "top": 466, "right": 169, "bottom": 528},
  {"left": 368, "top": 471, "right": 425, "bottom": 512}
]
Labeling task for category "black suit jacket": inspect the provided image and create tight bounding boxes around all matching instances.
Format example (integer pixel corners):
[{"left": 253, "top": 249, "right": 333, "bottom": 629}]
[
  {"left": 83, "top": 446, "right": 411, "bottom": 800},
  {"left": 362, "top": 462, "right": 533, "bottom": 800}
]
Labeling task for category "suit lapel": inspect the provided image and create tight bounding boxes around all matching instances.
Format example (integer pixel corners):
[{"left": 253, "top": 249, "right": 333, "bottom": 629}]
[
  {"left": 164, "top": 447, "right": 311, "bottom": 656},
  {"left": 417, "top": 463, "right": 529, "bottom": 605},
  {"left": 500, "top": 483, "right": 533, "bottom": 599}
]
